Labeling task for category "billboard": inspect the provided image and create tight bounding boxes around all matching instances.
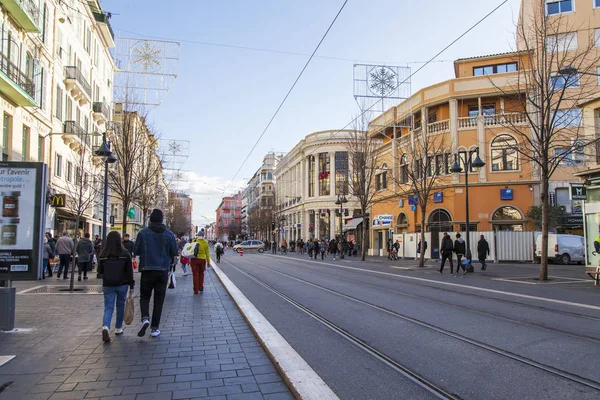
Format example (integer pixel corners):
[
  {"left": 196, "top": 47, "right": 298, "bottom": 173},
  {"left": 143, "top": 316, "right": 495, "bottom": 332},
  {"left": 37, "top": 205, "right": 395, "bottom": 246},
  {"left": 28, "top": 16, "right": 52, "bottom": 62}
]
[{"left": 0, "top": 162, "right": 47, "bottom": 281}]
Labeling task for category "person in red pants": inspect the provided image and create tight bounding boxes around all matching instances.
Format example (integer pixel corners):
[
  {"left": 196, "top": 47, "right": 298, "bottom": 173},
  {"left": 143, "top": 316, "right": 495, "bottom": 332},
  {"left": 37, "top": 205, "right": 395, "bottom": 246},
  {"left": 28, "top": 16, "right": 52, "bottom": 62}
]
[{"left": 189, "top": 230, "right": 210, "bottom": 294}]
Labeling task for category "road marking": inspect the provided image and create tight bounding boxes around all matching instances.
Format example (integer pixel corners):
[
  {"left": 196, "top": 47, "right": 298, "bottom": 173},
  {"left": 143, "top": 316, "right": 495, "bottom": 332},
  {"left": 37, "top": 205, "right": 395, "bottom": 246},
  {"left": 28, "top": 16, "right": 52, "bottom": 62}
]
[
  {"left": 210, "top": 260, "right": 339, "bottom": 400},
  {"left": 16, "top": 285, "right": 44, "bottom": 294},
  {"left": 0, "top": 356, "right": 15, "bottom": 367},
  {"left": 268, "top": 255, "right": 600, "bottom": 311},
  {"left": 492, "top": 277, "right": 590, "bottom": 285}
]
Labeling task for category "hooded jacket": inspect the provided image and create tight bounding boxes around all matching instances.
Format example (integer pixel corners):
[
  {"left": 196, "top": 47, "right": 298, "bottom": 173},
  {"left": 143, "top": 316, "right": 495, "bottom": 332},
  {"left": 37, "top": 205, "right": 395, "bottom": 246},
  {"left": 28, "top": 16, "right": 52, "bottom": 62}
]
[
  {"left": 134, "top": 222, "right": 177, "bottom": 272},
  {"left": 440, "top": 235, "right": 454, "bottom": 252},
  {"left": 76, "top": 238, "right": 94, "bottom": 262},
  {"left": 191, "top": 237, "right": 210, "bottom": 263},
  {"left": 454, "top": 238, "right": 466, "bottom": 256}
]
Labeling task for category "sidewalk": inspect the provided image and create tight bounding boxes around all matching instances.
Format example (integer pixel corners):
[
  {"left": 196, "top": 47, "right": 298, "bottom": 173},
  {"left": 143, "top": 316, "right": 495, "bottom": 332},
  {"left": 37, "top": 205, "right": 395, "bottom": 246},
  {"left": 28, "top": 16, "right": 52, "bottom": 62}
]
[{"left": 0, "top": 268, "right": 294, "bottom": 400}]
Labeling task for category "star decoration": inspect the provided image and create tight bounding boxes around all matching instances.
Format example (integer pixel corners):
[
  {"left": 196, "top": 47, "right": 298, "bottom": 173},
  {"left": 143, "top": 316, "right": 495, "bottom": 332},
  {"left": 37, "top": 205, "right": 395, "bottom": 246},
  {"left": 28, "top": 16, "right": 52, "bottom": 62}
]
[
  {"left": 132, "top": 41, "right": 162, "bottom": 72},
  {"left": 368, "top": 67, "right": 398, "bottom": 97}
]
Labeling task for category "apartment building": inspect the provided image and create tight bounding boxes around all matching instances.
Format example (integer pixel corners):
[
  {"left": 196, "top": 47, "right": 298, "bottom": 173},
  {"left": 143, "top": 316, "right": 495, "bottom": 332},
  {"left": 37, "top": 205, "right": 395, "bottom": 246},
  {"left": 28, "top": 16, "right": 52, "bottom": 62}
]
[
  {"left": 244, "top": 152, "right": 281, "bottom": 241},
  {"left": 216, "top": 193, "right": 242, "bottom": 242},
  {"left": 0, "top": 0, "right": 116, "bottom": 237}
]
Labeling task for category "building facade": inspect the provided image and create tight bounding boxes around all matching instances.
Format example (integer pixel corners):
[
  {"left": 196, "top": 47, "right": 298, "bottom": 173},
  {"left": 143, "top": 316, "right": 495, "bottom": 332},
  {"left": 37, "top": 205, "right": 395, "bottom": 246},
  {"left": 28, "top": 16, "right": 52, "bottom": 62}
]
[
  {"left": 245, "top": 152, "right": 281, "bottom": 241},
  {"left": 216, "top": 193, "right": 242, "bottom": 242}
]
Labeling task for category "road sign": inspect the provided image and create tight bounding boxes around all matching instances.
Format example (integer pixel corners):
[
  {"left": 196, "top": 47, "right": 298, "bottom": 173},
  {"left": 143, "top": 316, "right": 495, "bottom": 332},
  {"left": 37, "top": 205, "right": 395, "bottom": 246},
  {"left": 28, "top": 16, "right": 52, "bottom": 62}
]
[
  {"left": 127, "top": 207, "right": 136, "bottom": 219},
  {"left": 570, "top": 185, "right": 587, "bottom": 200}
]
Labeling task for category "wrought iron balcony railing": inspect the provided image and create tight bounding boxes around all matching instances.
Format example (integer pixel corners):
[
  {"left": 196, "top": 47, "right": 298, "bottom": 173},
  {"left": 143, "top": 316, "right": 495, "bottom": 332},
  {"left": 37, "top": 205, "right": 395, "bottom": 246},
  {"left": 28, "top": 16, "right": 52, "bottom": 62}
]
[
  {"left": 93, "top": 12, "right": 115, "bottom": 39},
  {"left": 93, "top": 102, "right": 111, "bottom": 120},
  {"left": 64, "top": 66, "right": 92, "bottom": 98},
  {"left": 0, "top": 50, "right": 34, "bottom": 97}
]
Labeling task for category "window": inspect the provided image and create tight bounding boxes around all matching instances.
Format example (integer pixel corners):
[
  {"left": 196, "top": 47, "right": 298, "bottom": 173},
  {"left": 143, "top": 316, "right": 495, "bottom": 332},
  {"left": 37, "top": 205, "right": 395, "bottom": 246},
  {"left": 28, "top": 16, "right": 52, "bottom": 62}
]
[
  {"left": 376, "top": 164, "right": 388, "bottom": 191},
  {"left": 468, "top": 104, "right": 496, "bottom": 122},
  {"left": 491, "top": 135, "right": 519, "bottom": 171},
  {"left": 335, "top": 151, "right": 348, "bottom": 194},
  {"left": 435, "top": 153, "right": 449, "bottom": 176},
  {"left": 426, "top": 155, "right": 434, "bottom": 177},
  {"left": 66, "top": 161, "right": 73, "bottom": 182},
  {"left": 554, "top": 147, "right": 584, "bottom": 165},
  {"left": 459, "top": 224, "right": 477, "bottom": 232},
  {"left": 400, "top": 155, "right": 409, "bottom": 183},
  {"left": 54, "top": 153, "right": 62, "bottom": 177},
  {"left": 546, "top": 0, "right": 573, "bottom": 15},
  {"left": 554, "top": 108, "right": 582, "bottom": 127},
  {"left": 75, "top": 167, "right": 81, "bottom": 186},
  {"left": 37, "top": 135, "right": 44, "bottom": 162},
  {"left": 22, "top": 125, "right": 29, "bottom": 161},
  {"left": 473, "top": 62, "right": 517, "bottom": 76},
  {"left": 55, "top": 86, "right": 63, "bottom": 120},
  {"left": 550, "top": 73, "right": 580, "bottom": 89},
  {"left": 458, "top": 150, "right": 479, "bottom": 173},
  {"left": 318, "top": 153, "right": 330, "bottom": 196},
  {"left": 596, "top": 0, "right": 600, "bottom": 8},
  {"left": 546, "top": 32, "right": 578, "bottom": 52},
  {"left": 2, "top": 113, "right": 11, "bottom": 161},
  {"left": 308, "top": 155, "right": 315, "bottom": 197},
  {"left": 597, "top": 67, "right": 600, "bottom": 85},
  {"left": 595, "top": 29, "right": 600, "bottom": 47},
  {"left": 41, "top": 3, "right": 48, "bottom": 43},
  {"left": 35, "top": 67, "right": 47, "bottom": 110}
]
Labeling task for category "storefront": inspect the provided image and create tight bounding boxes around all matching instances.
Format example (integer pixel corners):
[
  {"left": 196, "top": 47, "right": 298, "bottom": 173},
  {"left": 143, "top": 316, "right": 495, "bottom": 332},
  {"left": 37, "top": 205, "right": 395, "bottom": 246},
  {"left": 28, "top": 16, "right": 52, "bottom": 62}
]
[
  {"left": 575, "top": 169, "right": 599, "bottom": 267},
  {"left": 370, "top": 214, "right": 394, "bottom": 256}
]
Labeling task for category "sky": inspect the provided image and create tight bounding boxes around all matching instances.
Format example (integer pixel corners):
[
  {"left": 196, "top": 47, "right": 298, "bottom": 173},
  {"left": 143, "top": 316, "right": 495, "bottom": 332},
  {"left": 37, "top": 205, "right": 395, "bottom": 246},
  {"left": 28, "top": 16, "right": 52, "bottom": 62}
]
[{"left": 100, "top": 0, "right": 522, "bottom": 227}]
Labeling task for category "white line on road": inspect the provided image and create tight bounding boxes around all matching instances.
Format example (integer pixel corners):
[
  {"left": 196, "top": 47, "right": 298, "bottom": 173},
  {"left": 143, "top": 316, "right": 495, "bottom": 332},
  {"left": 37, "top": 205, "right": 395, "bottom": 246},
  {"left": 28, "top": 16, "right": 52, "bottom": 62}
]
[
  {"left": 269, "top": 255, "right": 600, "bottom": 312},
  {"left": 0, "top": 356, "right": 15, "bottom": 367},
  {"left": 210, "top": 260, "right": 339, "bottom": 400}
]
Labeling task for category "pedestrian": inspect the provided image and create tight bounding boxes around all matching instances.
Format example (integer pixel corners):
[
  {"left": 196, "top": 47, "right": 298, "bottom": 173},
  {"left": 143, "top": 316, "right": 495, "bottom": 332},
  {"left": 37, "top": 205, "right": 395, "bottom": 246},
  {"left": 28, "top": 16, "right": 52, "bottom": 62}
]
[
  {"left": 134, "top": 209, "right": 177, "bottom": 338},
  {"left": 189, "top": 230, "right": 210, "bottom": 295},
  {"left": 477, "top": 235, "right": 490, "bottom": 271},
  {"left": 122, "top": 233, "right": 135, "bottom": 257},
  {"left": 76, "top": 232, "right": 94, "bottom": 281},
  {"left": 337, "top": 238, "right": 344, "bottom": 259},
  {"left": 42, "top": 236, "right": 54, "bottom": 279},
  {"left": 454, "top": 233, "right": 467, "bottom": 276},
  {"left": 272, "top": 240, "right": 277, "bottom": 254},
  {"left": 353, "top": 241, "right": 358, "bottom": 257},
  {"left": 329, "top": 239, "right": 338, "bottom": 260},
  {"left": 307, "top": 239, "right": 314, "bottom": 259},
  {"left": 94, "top": 234, "right": 103, "bottom": 256},
  {"left": 179, "top": 255, "right": 190, "bottom": 275},
  {"left": 46, "top": 232, "right": 56, "bottom": 254},
  {"left": 215, "top": 241, "right": 223, "bottom": 263},
  {"left": 56, "top": 231, "right": 74, "bottom": 279},
  {"left": 98, "top": 231, "right": 135, "bottom": 342},
  {"left": 417, "top": 238, "right": 427, "bottom": 256},
  {"left": 387, "top": 238, "right": 393, "bottom": 260},
  {"left": 439, "top": 232, "right": 454, "bottom": 274},
  {"left": 280, "top": 238, "right": 287, "bottom": 254},
  {"left": 319, "top": 239, "right": 326, "bottom": 260},
  {"left": 392, "top": 240, "right": 401, "bottom": 260}
]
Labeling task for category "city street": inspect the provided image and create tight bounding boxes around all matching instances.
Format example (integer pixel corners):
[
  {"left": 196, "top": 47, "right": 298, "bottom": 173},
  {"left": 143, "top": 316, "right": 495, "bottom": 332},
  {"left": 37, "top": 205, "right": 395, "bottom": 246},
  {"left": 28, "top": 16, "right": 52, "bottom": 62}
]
[{"left": 215, "top": 250, "right": 600, "bottom": 400}]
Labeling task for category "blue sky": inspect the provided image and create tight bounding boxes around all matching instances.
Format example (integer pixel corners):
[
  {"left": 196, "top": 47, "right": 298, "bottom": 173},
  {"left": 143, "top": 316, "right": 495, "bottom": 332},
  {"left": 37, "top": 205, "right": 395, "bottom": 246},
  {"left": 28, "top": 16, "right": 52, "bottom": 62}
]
[{"left": 100, "top": 0, "right": 521, "bottom": 226}]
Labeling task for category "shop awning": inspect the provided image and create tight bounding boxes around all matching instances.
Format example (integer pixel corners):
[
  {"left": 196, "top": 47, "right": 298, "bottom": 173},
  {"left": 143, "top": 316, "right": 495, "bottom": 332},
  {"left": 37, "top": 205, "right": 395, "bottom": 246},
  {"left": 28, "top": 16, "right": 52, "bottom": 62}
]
[{"left": 344, "top": 219, "right": 363, "bottom": 232}]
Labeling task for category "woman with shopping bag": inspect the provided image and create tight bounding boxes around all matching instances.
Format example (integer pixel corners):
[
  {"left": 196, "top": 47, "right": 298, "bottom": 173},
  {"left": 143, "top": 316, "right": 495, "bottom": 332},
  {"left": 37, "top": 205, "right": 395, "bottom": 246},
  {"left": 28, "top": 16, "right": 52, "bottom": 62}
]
[{"left": 97, "top": 231, "right": 135, "bottom": 342}]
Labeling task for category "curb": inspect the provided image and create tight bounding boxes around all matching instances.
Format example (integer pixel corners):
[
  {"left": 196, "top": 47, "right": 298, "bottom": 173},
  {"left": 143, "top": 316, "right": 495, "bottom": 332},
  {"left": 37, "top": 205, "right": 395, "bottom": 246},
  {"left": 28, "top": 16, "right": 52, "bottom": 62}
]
[{"left": 210, "top": 260, "right": 339, "bottom": 400}]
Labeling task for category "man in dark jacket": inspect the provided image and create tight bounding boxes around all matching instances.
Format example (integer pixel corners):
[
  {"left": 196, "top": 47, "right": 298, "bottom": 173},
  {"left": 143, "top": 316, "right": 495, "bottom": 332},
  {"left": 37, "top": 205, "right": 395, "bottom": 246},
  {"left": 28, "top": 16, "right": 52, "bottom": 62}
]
[
  {"left": 56, "top": 231, "right": 74, "bottom": 279},
  {"left": 454, "top": 233, "right": 467, "bottom": 275},
  {"left": 123, "top": 233, "right": 135, "bottom": 256},
  {"left": 439, "top": 232, "right": 454, "bottom": 274},
  {"left": 134, "top": 209, "right": 177, "bottom": 338},
  {"left": 76, "top": 233, "right": 94, "bottom": 281},
  {"left": 477, "top": 235, "right": 490, "bottom": 271}
]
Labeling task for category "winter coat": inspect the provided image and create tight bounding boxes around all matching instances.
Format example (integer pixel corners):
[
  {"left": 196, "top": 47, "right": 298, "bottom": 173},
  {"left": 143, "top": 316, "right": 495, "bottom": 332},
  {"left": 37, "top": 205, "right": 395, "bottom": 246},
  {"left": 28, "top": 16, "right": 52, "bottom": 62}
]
[
  {"left": 43, "top": 243, "right": 53, "bottom": 260},
  {"left": 329, "top": 240, "right": 338, "bottom": 253},
  {"left": 134, "top": 222, "right": 178, "bottom": 272},
  {"left": 454, "top": 238, "right": 466, "bottom": 256},
  {"left": 477, "top": 239, "right": 490, "bottom": 260},
  {"left": 56, "top": 236, "right": 74, "bottom": 255},
  {"left": 440, "top": 235, "right": 454, "bottom": 252},
  {"left": 98, "top": 254, "right": 135, "bottom": 288},
  {"left": 76, "top": 238, "right": 94, "bottom": 262},
  {"left": 191, "top": 238, "right": 211, "bottom": 263},
  {"left": 123, "top": 239, "right": 135, "bottom": 256},
  {"left": 47, "top": 238, "right": 56, "bottom": 254}
]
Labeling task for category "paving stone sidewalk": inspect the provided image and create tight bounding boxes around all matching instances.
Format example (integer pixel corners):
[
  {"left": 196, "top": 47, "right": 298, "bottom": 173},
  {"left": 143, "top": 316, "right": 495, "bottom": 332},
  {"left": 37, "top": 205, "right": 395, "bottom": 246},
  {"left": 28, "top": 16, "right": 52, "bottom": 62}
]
[{"left": 0, "top": 268, "right": 294, "bottom": 400}]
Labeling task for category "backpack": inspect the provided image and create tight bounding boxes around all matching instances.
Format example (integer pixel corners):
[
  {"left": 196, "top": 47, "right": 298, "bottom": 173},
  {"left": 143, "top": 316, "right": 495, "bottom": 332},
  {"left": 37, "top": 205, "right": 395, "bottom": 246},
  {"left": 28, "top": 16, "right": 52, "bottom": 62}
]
[{"left": 182, "top": 241, "right": 199, "bottom": 258}]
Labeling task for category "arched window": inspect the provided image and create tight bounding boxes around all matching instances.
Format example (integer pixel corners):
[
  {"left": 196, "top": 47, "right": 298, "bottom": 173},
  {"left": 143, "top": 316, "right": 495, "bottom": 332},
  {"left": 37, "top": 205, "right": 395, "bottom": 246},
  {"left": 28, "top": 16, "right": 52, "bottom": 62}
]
[
  {"left": 376, "top": 163, "right": 388, "bottom": 191},
  {"left": 492, "top": 206, "right": 524, "bottom": 231},
  {"left": 397, "top": 213, "right": 408, "bottom": 226},
  {"left": 400, "top": 155, "right": 409, "bottom": 183},
  {"left": 491, "top": 135, "right": 518, "bottom": 171},
  {"left": 428, "top": 209, "right": 453, "bottom": 232}
]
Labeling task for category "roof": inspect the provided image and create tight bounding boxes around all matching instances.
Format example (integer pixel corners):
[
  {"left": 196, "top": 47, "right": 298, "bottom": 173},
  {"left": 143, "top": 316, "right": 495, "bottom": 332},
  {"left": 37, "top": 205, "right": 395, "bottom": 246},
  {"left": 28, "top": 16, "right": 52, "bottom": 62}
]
[{"left": 454, "top": 50, "right": 527, "bottom": 63}]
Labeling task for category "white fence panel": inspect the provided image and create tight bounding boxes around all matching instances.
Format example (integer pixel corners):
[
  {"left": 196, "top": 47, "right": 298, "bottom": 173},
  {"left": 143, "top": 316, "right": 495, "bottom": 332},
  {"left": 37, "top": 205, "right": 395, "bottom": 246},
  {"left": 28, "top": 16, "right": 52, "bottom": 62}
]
[
  {"left": 404, "top": 233, "right": 418, "bottom": 258},
  {"left": 449, "top": 231, "right": 495, "bottom": 261},
  {"left": 495, "top": 231, "right": 538, "bottom": 261}
]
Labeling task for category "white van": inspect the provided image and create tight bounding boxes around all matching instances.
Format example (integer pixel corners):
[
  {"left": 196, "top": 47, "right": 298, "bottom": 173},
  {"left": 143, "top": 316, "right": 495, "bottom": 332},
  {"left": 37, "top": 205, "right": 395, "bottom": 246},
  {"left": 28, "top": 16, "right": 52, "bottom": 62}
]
[{"left": 534, "top": 234, "right": 585, "bottom": 264}]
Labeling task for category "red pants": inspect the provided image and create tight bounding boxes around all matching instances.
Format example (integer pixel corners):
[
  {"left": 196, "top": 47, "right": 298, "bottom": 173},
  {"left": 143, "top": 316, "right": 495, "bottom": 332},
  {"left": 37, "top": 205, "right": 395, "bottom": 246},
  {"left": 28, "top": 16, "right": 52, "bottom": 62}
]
[{"left": 190, "top": 258, "right": 206, "bottom": 293}]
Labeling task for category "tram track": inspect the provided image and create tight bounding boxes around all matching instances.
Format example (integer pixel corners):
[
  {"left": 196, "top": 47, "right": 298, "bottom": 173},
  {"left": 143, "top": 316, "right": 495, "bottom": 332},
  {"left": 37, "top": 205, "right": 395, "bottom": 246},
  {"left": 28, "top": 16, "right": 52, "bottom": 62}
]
[{"left": 222, "top": 257, "right": 600, "bottom": 394}]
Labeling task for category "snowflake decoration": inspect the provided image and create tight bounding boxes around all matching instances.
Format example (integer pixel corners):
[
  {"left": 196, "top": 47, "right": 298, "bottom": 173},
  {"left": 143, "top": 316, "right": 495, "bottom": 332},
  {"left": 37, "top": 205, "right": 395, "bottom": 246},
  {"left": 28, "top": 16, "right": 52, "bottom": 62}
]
[
  {"left": 368, "top": 67, "right": 397, "bottom": 97},
  {"left": 132, "top": 41, "right": 162, "bottom": 72},
  {"left": 168, "top": 141, "right": 181, "bottom": 154}
]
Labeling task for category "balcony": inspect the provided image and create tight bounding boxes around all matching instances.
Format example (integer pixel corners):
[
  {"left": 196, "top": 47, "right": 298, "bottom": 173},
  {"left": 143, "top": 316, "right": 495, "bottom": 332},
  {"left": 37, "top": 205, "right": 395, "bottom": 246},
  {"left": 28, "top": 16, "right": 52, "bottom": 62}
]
[
  {"left": 458, "top": 113, "right": 528, "bottom": 129},
  {"left": 0, "top": 51, "right": 35, "bottom": 106},
  {"left": 64, "top": 66, "right": 91, "bottom": 105},
  {"left": 427, "top": 119, "right": 450, "bottom": 134},
  {"left": 0, "top": 0, "right": 40, "bottom": 32},
  {"left": 92, "top": 102, "right": 111, "bottom": 124},
  {"left": 93, "top": 12, "right": 115, "bottom": 48},
  {"left": 62, "top": 121, "right": 89, "bottom": 152}
]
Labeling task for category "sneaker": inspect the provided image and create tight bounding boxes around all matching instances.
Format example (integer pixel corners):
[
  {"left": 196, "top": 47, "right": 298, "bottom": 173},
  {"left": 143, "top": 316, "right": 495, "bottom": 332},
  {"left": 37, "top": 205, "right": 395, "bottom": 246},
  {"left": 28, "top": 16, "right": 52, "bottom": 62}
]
[
  {"left": 102, "top": 326, "right": 110, "bottom": 342},
  {"left": 437, "top": 271, "right": 442, "bottom": 274},
  {"left": 462, "top": 270, "right": 468, "bottom": 275},
  {"left": 137, "top": 319, "right": 149, "bottom": 337},
  {"left": 78, "top": 276, "right": 81, "bottom": 282},
  {"left": 84, "top": 276, "right": 88, "bottom": 280},
  {"left": 151, "top": 329, "right": 161, "bottom": 337},
  {"left": 115, "top": 328, "right": 124, "bottom": 335}
]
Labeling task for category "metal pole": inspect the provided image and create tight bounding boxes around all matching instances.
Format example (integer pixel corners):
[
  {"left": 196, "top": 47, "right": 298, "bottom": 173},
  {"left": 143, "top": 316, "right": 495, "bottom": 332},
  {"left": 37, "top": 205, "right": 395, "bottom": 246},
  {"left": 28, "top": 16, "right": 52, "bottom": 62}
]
[
  {"left": 101, "top": 132, "right": 109, "bottom": 247},
  {"left": 464, "top": 154, "right": 471, "bottom": 262}
]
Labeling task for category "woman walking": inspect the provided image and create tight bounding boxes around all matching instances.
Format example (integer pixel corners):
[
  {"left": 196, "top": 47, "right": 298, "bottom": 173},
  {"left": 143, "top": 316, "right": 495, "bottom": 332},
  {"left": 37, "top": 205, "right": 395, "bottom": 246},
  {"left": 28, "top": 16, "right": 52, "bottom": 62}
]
[
  {"left": 98, "top": 231, "right": 135, "bottom": 342},
  {"left": 42, "top": 237, "right": 54, "bottom": 278},
  {"left": 329, "top": 239, "right": 338, "bottom": 260},
  {"left": 477, "top": 235, "right": 490, "bottom": 271}
]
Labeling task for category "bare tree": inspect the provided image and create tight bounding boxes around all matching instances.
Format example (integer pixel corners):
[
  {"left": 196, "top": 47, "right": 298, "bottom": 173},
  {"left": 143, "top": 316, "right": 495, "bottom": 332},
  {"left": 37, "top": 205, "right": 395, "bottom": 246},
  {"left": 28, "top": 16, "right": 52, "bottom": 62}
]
[
  {"left": 166, "top": 196, "right": 189, "bottom": 237},
  {"left": 346, "top": 115, "right": 383, "bottom": 261},
  {"left": 134, "top": 133, "right": 165, "bottom": 224},
  {"left": 60, "top": 129, "right": 101, "bottom": 291},
  {"left": 491, "top": 3, "right": 600, "bottom": 279},
  {"left": 391, "top": 116, "right": 449, "bottom": 267}
]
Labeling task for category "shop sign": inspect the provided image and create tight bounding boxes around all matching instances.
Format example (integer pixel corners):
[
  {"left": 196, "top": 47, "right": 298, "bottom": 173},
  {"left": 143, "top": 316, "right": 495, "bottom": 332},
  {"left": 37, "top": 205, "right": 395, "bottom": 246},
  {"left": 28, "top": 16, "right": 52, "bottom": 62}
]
[
  {"left": 570, "top": 185, "right": 587, "bottom": 200},
  {"left": 558, "top": 215, "right": 583, "bottom": 226},
  {"left": 408, "top": 195, "right": 418, "bottom": 205},
  {"left": 372, "top": 214, "right": 393, "bottom": 227},
  {"left": 500, "top": 188, "right": 513, "bottom": 200},
  {"left": 297, "top": 223, "right": 302, "bottom": 228},
  {"left": 0, "top": 162, "right": 47, "bottom": 281},
  {"left": 50, "top": 194, "right": 66, "bottom": 207},
  {"left": 434, "top": 192, "right": 443, "bottom": 203}
]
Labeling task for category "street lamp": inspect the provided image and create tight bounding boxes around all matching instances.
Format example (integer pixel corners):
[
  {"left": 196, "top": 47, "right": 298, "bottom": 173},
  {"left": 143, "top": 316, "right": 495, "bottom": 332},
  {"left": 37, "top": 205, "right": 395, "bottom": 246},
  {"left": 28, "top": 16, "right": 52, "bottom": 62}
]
[
  {"left": 335, "top": 187, "right": 348, "bottom": 258},
  {"left": 95, "top": 132, "right": 116, "bottom": 249},
  {"left": 450, "top": 148, "right": 485, "bottom": 264}
]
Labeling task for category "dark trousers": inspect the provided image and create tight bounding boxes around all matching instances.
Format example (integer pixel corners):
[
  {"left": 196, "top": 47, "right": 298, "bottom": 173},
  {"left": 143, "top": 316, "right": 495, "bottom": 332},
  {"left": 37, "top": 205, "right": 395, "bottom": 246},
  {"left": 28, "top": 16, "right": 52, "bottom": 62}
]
[
  {"left": 440, "top": 251, "right": 454, "bottom": 273},
  {"left": 190, "top": 258, "right": 206, "bottom": 293},
  {"left": 140, "top": 270, "right": 169, "bottom": 330},
  {"left": 456, "top": 254, "right": 465, "bottom": 272},
  {"left": 58, "top": 254, "right": 70, "bottom": 278},
  {"left": 78, "top": 261, "right": 90, "bottom": 278},
  {"left": 479, "top": 258, "right": 487, "bottom": 270}
]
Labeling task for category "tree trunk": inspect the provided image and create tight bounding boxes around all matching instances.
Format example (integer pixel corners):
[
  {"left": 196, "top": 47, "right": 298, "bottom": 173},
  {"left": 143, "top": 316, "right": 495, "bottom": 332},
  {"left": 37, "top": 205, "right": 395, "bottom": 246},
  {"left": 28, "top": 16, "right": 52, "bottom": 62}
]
[
  {"left": 540, "top": 175, "right": 550, "bottom": 281},
  {"left": 419, "top": 207, "right": 427, "bottom": 268},
  {"left": 122, "top": 200, "right": 129, "bottom": 237},
  {"left": 361, "top": 213, "right": 367, "bottom": 261},
  {"left": 69, "top": 216, "right": 80, "bottom": 292}
]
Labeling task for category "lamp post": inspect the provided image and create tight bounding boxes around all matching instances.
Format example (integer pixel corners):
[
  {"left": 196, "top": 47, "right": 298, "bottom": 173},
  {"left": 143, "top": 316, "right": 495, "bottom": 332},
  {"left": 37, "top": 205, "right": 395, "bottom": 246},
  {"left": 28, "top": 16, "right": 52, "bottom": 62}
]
[
  {"left": 95, "top": 132, "right": 116, "bottom": 248},
  {"left": 450, "top": 149, "right": 485, "bottom": 263},
  {"left": 335, "top": 187, "right": 348, "bottom": 258}
]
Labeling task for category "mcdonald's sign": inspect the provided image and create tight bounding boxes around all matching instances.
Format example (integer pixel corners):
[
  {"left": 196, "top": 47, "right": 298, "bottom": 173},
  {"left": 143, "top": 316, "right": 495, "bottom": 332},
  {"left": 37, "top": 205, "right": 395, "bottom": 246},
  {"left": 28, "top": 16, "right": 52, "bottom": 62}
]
[{"left": 51, "top": 194, "right": 66, "bottom": 207}]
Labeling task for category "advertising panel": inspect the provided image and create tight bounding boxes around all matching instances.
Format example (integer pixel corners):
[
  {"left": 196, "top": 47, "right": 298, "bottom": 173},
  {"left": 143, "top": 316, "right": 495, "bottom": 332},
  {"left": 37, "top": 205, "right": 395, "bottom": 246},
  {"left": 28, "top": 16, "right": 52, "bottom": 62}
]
[{"left": 0, "top": 162, "right": 46, "bottom": 281}]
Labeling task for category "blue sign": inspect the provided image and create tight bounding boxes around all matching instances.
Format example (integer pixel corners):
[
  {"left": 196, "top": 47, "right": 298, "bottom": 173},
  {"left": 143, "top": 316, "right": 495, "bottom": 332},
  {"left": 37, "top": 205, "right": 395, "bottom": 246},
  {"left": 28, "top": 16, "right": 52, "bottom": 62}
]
[
  {"left": 434, "top": 192, "right": 443, "bottom": 203},
  {"left": 408, "top": 195, "right": 418, "bottom": 205},
  {"left": 410, "top": 205, "right": 417, "bottom": 211},
  {"left": 500, "top": 188, "right": 513, "bottom": 200}
]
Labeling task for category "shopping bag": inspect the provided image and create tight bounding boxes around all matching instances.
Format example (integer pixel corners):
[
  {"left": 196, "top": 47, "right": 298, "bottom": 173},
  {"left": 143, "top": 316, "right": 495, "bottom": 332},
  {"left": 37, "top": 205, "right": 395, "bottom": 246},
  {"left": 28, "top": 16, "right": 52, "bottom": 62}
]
[
  {"left": 132, "top": 260, "right": 138, "bottom": 270},
  {"left": 168, "top": 272, "right": 176, "bottom": 289},
  {"left": 124, "top": 294, "right": 135, "bottom": 325},
  {"left": 181, "top": 242, "right": 199, "bottom": 258}
]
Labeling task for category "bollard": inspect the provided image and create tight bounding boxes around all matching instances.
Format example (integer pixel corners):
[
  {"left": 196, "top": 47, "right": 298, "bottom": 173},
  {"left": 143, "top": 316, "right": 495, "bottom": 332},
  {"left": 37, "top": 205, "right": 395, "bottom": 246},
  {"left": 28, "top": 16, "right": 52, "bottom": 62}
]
[
  {"left": 240, "top": 249, "right": 244, "bottom": 256},
  {"left": 0, "top": 287, "right": 16, "bottom": 331}
]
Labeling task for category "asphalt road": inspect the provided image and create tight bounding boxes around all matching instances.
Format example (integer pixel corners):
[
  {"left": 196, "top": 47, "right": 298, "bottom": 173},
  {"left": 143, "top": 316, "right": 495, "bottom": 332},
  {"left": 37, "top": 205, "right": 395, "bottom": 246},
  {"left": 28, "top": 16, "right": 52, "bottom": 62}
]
[{"left": 215, "top": 250, "right": 600, "bottom": 400}]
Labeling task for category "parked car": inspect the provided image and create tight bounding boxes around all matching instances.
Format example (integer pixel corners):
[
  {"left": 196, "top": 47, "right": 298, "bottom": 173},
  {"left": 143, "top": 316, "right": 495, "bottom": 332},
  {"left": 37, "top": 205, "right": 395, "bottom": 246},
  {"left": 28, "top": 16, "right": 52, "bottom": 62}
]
[
  {"left": 534, "top": 234, "right": 585, "bottom": 264},
  {"left": 233, "top": 240, "right": 265, "bottom": 253}
]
